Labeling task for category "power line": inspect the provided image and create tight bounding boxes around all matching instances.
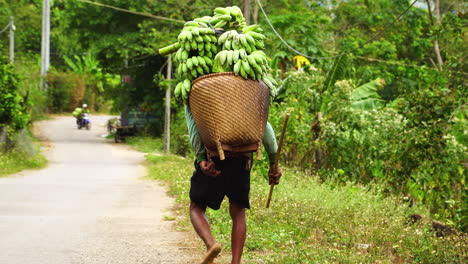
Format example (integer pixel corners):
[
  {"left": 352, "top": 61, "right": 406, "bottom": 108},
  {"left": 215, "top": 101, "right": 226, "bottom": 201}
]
[
  {"left": 355, "top": 56, "right": 468, "bottom": 76},
  {"left": 0, "top": 21, "right": 11, "bottom": 34},
  {"left": 256, "top": 0, "right": 419, "bottom": 60},
  {"left": 76, "top": 0, "right": 185, "bottom": 24}
]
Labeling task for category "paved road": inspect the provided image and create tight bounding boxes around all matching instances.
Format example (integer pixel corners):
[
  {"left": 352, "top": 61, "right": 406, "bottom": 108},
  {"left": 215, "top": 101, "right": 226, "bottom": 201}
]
[{"left": 0, "top": 115, "right": 197, "bottom": 264}]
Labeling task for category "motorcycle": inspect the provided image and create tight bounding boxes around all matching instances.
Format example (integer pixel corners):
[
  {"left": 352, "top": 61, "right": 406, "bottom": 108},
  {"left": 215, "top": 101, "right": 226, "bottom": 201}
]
[{"left": 77, "top": 113, "right": 91, "bottom": 130}]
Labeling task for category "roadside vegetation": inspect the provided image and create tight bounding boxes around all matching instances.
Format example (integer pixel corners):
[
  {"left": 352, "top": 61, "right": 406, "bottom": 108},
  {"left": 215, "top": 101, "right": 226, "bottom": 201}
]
[
  {"left": 2, "top": 0, "right": 466, "bottom": 259},
  {"left": 0, "top": 56, "right": 47, "bottom": 176},
  {"left": 127, "top": 137, "right": 467, "bottom": 263},
  {"left": 0, "top": 135, "right": 46, "bottom": 177}
]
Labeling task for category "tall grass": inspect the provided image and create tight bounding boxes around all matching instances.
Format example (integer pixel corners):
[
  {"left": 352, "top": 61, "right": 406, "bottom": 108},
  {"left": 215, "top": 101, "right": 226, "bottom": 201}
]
[
  {"left": 129, "top": 138, "right": 466, "bottom": 264},
  {"left": 0, "top": 146, "right": 47, "bottom": 176}
]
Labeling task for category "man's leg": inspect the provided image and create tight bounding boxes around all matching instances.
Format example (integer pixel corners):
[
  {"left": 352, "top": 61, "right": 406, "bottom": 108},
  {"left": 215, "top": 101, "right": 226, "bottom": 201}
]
[
  {"left": 229, "top": 202, "right": 246, "bottom": 264},
  {"left": 190, "top": 201, "right": 221, "bottom": 264},
  {"left": 190, "top": 201, "right": 216, "bottom": 249}
]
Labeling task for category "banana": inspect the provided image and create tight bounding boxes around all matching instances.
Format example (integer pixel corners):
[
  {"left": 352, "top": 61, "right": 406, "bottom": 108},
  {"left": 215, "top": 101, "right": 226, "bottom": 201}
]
[
  {"left": 197, "top": 42, "right": 204, "bottom": 51},
  {"left": 204, "top": 41, "right": 211, "bottom": 52},
  {"left": 244, "top": 44, "right": 253, "bottom": 54},
  {"left": 239, "top": 34, "right": 248, "bottom": 49},
  {"left": 194, "top": 35, "right": 203, "bottom": 43},
  {"left": 250, "top": 51, "right": 264, "bottom": 65},
  {"left": 210, "top": 35, "right": 217, "bottom": 43},
  {"left": 246, "top": 31, "right": 266, "bottom": 40},
  {"left": 186, "top": 58, "right": 193, "bottom": 70},
  {"left": 217, "top": 15, "right": 232, "bottom": 21},
  {"left": 183, "top": 78, "right": 191, "bottom": 90},
  {"left": 210, "top": 44, "right": 218, "bottom": 54},
  {"left": 209, "top": 17, "right": 221, "bottom": 25},
  {"left": 233, "top": 49, "right": 240, "bottom": 63},
  {"left": 231, "top": 38, "right": 240, "bottom": 50},
  {"left": 248, "top": 66, "right": 256, "bottom": 79},
  {"left": 218, "top": 31, "right": 230, "bottom": 44},
  {"left": 244, "top": 33, "right": 255, "bottom": 46},
  {"left": 241, "top": 59, "right": 251, "bottom": 75},
  {"left": 202, "top": 64, "right": 210, "bottom": 73},
  {"left": 190, "top": 40, "right": 197, "bottom": 50},
  {"left": 184, "top": 41, "right": 191, "bottom": 51},
  {"left": 227, "top": 6, "right": 242, "bottom": 18},
  {"left": 191, "top": 56, "right": 199, "bottom": 66},
  {"left": 175, "top": 49, "right": 182, "bottom": 61},
  {"left": 242, "top": 24, "right": 260, "bottom": 33},
  {"left": 262, "top": 77, "right": 274, "bottom": 91},
  {"left": 202, "top": 35, "right": 211, "bottom": 43},
  {"left": 213, "top": 20, "right": 227, "bottom": 28},
  {"left": 191, "top": 69, "right": 198, "bottom": 79},
  {"left": 219, "top": 50, "right": 228, "bottom": 65},
  {"left": 265, "top": 75, "right": 278, "bottom": 86},
  {"left": 184, "top": 21, "right": 199, "bottom": 27},
  {"left": 194, "top": 16, "right": 212, "bottom": 24},
  {"left": 177, "top": 31, "right": 186, "bottom": 42},
  {"left": 214, "top": 7, "right": 230, "bottom": 15},
  {"left": 196, "top": 65, "right": 204, "bottom": 75},
  {"left": 252, "top": 63, "right": 263, "bottom": 77},
  {"left": 254, "top": 40, "right": 265, "bottom": 49},
  {"left": 182, "top": 63, "right": 188, "bottom": 73},
  {"left": 186, "top": 31, "right": 193, "bottom": 41},
  {"left": 199, "top": 49, "right": 205, "bottom": 56},
  {"left": 198, "top": 56, "right": 207, "bottom": 67},
  {"left": 226, "top": 50, "right": 233, "bottom": 65},
  {"left": 203, "top": 56, "right": 213, "bottom": 66},
  {"left": 233, "top": 60, "right": 241, "bottom": 75},
  {"left": 246, "top": 55, "right": 259, "bottom": 69},
  {"left": 239, "top": 49, "right": 247, "bottom": 59},
  {"left": 191, "top": 28, "right": 200, "bottom": 36},
  {"left": 174, "top": 82, "right": 182, "bottom": 97},
  {"left": 176, "top": 64, "right": 182, "bottom": 76},
  {"left": 199, "top": 28, "right": 214, "bottom": 35},
  {"left": 181, "top": 84, "right": 187, "bottom": 99},
  {"left": 224, "top": 39, "right": 232, "bottom": 50},
  {"left": 239, "top": 63, "right": 248, "bottom": 79}
]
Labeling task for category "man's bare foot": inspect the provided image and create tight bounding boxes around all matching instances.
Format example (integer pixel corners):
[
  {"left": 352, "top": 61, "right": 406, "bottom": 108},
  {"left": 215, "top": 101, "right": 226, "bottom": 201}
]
[{"left": 200, "top": 243, "right": 222, "bottom": 264}]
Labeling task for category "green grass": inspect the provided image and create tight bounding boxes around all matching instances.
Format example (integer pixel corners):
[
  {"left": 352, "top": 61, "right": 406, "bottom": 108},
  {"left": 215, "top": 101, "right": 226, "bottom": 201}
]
[
  {"left": 0, "top": 146, "right": 47, "bottom": 176},
  {"left": 129, "top": 138, "right": 467, "bottom": 264},
  {"left": 126, "top": 136, "right": 165, "bottom": 153}
]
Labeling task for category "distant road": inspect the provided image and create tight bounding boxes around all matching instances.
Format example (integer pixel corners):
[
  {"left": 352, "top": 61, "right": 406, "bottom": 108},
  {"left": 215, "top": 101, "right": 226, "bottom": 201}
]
[{"left": 0, "top": 115, "right": 197, "bottom": 264}]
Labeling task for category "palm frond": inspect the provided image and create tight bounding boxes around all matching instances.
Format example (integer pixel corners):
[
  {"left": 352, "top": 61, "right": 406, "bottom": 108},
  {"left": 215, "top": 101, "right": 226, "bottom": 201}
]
[{"left": 350, "top": 79, "right": 385, "bottom": 110}]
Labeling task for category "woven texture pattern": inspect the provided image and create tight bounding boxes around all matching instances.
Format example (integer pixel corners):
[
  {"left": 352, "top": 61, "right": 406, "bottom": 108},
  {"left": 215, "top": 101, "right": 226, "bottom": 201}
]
[{"left": 189, "top": 72, "right": 270, "bottom": 152}]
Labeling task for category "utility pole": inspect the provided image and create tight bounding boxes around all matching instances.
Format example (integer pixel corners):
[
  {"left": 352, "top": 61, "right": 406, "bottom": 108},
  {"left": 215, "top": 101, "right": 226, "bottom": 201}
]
[
  {"left": 164, "top": 56, "right": 172, "bottom": 154},
  {"left": 9, "top": 17, "right": 14, "bottom": 64},
  {"left": 40, "top": 0, "right": 51, "bottom": 91}
]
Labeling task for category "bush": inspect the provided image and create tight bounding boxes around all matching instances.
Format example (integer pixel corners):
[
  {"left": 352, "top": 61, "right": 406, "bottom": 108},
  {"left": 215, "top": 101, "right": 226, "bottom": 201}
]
[
  {"left": 0, "top": 56, "right": 30, "bottom": 137},
  {"left": 46, "top": 70, "right": 87, "bottom": 112}
]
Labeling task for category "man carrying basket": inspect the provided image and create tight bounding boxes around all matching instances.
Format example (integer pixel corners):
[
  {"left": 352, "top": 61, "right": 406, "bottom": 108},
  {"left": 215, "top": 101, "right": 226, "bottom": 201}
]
[{"left": 185, "top": 104, "right": 282, "bottom": 264}]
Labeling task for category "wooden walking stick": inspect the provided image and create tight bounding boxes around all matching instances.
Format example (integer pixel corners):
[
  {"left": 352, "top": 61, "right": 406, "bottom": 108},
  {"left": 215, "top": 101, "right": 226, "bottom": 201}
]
[{"left": 266, "top": 113, "right": 290, "bottom": 208}]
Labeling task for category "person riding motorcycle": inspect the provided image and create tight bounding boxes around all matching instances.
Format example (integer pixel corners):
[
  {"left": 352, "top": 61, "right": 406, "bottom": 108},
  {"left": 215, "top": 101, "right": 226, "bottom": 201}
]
[{"left": 73, "top": 104, "right": 90, "bottom": 126}]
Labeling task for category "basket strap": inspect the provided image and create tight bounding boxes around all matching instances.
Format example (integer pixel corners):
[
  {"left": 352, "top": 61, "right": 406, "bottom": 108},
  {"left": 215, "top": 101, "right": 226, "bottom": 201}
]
[{"left": 206, "top": 142, "right": 260, "bottom": 160}]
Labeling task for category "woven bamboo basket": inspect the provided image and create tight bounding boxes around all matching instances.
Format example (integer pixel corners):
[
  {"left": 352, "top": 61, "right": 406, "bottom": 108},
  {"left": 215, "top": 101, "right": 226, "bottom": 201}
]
[{"left": 189, "top": 72, "right": 270, "bottom": 160}]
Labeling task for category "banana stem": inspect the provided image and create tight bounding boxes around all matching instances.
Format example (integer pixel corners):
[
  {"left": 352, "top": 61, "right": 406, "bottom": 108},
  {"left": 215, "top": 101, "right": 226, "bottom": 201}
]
[{"left": 158, "top": 42, "right": 181, "bottom": 56}]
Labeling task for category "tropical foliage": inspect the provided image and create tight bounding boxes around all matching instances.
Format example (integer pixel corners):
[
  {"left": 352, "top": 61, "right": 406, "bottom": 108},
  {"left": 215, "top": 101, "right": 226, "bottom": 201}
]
[{"left": 0, "top": 0, "right": 466, "bottom": 235}]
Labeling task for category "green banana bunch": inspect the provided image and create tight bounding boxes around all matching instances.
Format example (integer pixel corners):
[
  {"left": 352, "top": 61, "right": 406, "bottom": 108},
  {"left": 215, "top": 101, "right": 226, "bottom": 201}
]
[
  {"left": 171, "top": 19, "right": 220, "bottom": 99},
  {"left": 159, "top": 5, "right": 279, "bottom": 99},
  {"left": 210, "top": 6, "right": 246, "bottom": 30},
  {"left": 214, "top": 20, "right": 270, "bottom": 81}
]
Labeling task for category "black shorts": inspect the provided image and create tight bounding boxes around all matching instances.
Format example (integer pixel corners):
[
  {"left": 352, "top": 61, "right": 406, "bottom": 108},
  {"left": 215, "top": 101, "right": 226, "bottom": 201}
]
[{"left": 189, "top": 157, "right": 251, "bottom": 210}]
